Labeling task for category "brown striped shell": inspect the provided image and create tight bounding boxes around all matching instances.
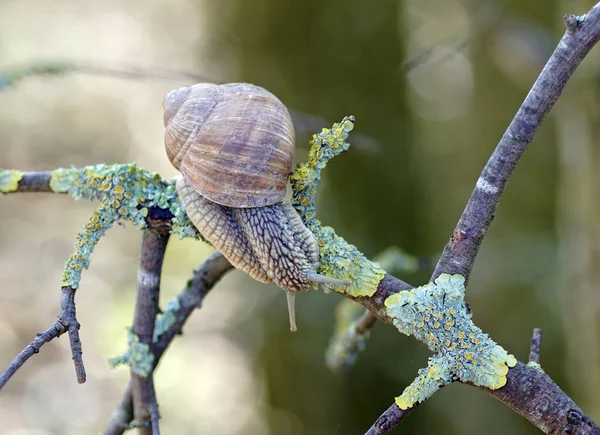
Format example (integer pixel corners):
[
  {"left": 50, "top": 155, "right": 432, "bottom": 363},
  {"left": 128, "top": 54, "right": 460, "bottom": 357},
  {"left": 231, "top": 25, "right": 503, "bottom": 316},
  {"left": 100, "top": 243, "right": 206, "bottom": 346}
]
[{"left": 163, "top": 83, "right": 295, "bottom": 208}]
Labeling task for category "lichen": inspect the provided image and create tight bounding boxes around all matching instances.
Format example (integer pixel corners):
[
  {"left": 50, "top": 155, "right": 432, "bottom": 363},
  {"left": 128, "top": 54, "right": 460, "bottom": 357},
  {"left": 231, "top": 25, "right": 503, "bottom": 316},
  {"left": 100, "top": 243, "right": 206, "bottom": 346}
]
[
  {"left": 108, "top": 329, "right": 154, "bottom": 377},
  {"left": 326, "top": 298, "right": 370, "bottom": 372},
  {"left": 290, "top": 116, "right": 385, "bottom": 297},
  {"left": 153, "top": 296, "right": 181, "bottom": 342},
  {"left": 0, "top": 170, "right": 23, "bottom": 193},
  {"left": 527, "top": 361, "right": 545, "bottom": 373},
  {"left": 325, "top": 247, "right": 421, "bottom": 371},
  {"left": 49, "top": 164, "right": 201, "bottom": 288},
  {"left": 385, "top": 274, "right": 517, "bottom": 409}
]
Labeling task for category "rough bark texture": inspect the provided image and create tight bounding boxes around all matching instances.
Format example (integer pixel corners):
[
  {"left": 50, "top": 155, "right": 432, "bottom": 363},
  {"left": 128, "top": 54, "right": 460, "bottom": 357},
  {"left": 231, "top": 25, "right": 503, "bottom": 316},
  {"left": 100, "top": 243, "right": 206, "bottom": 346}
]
[
  {"left": 130, "top": 229, "right": 169, "bottom": 435},
  {"left": 482, "top": 362, "right": 599, "bottom": 435}
]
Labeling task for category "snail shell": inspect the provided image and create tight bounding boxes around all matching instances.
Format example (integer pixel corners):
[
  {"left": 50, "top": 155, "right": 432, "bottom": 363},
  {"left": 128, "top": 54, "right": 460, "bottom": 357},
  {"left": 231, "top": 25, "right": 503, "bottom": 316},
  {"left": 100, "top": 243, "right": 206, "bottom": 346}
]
[{"left": 164, "top": 82, "right": 295, "bottom": 208}]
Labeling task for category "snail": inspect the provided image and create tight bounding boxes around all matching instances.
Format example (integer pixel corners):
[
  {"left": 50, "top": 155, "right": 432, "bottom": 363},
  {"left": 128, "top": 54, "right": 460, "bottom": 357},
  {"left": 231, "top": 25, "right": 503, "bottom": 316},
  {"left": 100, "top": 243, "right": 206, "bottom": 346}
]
[{"left": 163, "top": 82, "right": 348, "bottom": 331}]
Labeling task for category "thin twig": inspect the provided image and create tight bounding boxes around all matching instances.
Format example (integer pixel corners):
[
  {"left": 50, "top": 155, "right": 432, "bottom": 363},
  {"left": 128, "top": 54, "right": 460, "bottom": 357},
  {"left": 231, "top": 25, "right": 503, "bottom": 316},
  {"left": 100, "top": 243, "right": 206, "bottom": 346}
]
[
  {"left": 0, "top": 320, "right": 67, "bottom": 389},
  {"left": 355, "top": 310, "right": 377, "bottom": 334},
  {"left": 103, "top": 252, "right": 232, "bottom": 434},
  {"left": 0, "top": 286, "right": 86, "bottom": 387},
  {"left": 364, "top": 403, "right": 416, "bottom": 435},
  {"left": 60, "top": 286, "right": 86, "bottom": 383},
  {"left": 529, "top": 328, "right": 543, "bottom": 365},
  {"left": 130, "top": 229, "right": 169, "bottom": 434},
  {"left": 150, "top": 403, "right": 161, "bottom": 435},
  {"left": 432, "top": 6, "right": 600, "bottom": 284},
  {"left": 103, "top": 382, "right": 133, "bottom": 435}
]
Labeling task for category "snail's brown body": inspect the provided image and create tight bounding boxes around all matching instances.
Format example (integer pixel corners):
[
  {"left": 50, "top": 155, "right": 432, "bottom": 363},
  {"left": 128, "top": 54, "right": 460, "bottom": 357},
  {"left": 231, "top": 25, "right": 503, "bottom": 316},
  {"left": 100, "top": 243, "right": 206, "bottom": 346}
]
[{"left": 164, "top": 83, "right": 347, "bottom": 331}]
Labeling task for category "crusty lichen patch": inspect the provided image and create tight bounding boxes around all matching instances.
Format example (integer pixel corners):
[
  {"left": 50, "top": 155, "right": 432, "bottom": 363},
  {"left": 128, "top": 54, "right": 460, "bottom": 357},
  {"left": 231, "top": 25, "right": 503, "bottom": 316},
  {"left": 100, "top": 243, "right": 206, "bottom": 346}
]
[
  {"left": 108, "top": 329, "right": 154, "bottom": 377},
  {"left": 0, "top": 170, "right": 23, "bottom": 193},
  {"left": 290, "top": 116, "right": 385, "bottom": 297},
  {"left": 153, "top": 297, "right": 181, "bottom": 342},
  {"left": 385, "top": 274, "right": 517, "bottom": 409},
  {"left": 49, "top": 164, "right": 201, "bottom": 288}
]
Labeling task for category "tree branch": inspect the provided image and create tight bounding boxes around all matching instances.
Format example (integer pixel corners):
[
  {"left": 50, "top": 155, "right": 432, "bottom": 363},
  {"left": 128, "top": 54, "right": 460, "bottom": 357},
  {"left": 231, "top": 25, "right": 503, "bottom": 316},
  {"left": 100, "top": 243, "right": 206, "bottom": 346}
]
[
  {"left": 0, "top": 286, "right": 85, "bottom": 388},
  {"left": 364, "top": 403, "right": 417, "bottom": 435},
  {"left": 104, "top": 382, "right": 134, "bottom": 435},
  {"left": 103, "top": 252, "right": 233, "bottom": 435},
  {"left": 477, "top": 362, "right": 598, "bottom": 435},
  {"left": 529, "top": 328, "right": 543, "bottom": 365},
  {"left": 130, "top": 229, "right": 169, "bottom": 435},
  {"left": 432, "top": 6, "right": 600, "bottom": 284},
  {"left": 0, "top": 320, "right": 67, "bottom": 389},
  {"left": 60, "top": 286, "right": 86, "bottom": 383}
]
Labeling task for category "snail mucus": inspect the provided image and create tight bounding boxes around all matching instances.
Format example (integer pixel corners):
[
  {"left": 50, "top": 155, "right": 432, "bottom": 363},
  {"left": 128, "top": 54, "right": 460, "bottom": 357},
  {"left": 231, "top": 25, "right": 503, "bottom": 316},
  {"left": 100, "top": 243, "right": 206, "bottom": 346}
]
[{"left": 163, "top": 82, "right": 349, "bottom": 331}]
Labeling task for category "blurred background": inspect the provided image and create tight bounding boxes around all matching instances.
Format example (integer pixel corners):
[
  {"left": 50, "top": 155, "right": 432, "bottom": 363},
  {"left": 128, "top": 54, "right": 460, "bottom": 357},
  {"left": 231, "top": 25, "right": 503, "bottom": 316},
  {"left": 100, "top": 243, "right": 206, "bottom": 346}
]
[{"left": 1, "top": 0, "right": 599, "bottom": 433}]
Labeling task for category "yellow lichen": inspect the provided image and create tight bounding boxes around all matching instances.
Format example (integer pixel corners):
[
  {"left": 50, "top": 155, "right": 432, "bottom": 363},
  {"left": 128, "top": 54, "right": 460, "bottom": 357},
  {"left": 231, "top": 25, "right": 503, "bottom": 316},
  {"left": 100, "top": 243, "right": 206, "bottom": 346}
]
[
  {"left": 290, "top": 116, "right": 385, "bottom": 297},
  {"left": 0, "top": 170, "right": 23, "bottom": 193},
  {"left": 385, "top": 274, "right": 517, "bottom": 409}
]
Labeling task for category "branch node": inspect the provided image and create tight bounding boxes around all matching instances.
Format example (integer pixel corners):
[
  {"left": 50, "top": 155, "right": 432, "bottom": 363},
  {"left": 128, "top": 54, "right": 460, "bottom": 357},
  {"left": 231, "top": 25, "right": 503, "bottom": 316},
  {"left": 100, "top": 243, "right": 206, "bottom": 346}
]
[{"left": 564, "top": 14, "right": 585, "bottom": 34}]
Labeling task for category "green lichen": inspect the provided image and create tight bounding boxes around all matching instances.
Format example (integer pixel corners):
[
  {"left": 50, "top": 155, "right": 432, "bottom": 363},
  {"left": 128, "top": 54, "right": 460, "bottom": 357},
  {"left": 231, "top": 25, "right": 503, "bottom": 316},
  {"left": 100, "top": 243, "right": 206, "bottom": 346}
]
[
  {"left": 153, "top": 297, "right": 181, "bottom": 342},
  {"left": 385, "top": 274, "right": 517, "bottom": 409},
  {"left": 325, "top": 247, "right": 421, "bottom": 372},
  {"left": 0, "top": 170, "right": 23, "bottom": 193},
  {"left": 527, "top": 361, "right": 545, "bottom": 373},
  {"left": 108, "top": 329, "right": 154, "bottom": 377},
  {"left": 49, "top": 164, "right": 200, "bottom": 288},
  {"left": 290, "top": 116, "right": 385, "bottom": 296},
  {"left": 326, "top": 298, "right": 370, "bottom": 372}
]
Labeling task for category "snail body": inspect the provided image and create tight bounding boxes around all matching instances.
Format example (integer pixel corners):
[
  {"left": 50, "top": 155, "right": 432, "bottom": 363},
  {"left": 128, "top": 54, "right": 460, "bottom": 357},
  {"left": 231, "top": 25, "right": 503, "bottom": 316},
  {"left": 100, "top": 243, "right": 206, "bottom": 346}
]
[{"left": 164, "top": 83, "right": 347, "bottom": 331}]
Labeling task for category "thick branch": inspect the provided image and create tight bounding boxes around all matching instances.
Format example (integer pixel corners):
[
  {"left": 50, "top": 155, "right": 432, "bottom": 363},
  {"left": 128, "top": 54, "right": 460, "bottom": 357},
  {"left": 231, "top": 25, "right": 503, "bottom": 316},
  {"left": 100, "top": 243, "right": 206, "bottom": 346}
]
[
  {"left": 432, "top": 6, "right": 600, "bottom": 283},
  {"left": 478, "top": 362, "right": 598, "bottom": 435},
  {"left": 130, "top": 229, "right": 169, "bottom": 435}
]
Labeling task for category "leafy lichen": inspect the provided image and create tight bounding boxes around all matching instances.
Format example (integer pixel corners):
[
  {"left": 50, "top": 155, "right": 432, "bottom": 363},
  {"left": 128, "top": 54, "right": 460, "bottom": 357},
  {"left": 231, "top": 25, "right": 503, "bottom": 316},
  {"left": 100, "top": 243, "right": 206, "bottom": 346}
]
[
  {"left": 290, "top": 116, "right": 385, "bottom": 297},
  {"left": 49, "top": 164, "right": 200, "bottom": 288},
  {"left": 153, "top": 297, "right": 181, "bottom": 342},
  {"left": 108, "top": 329, "right": 154, "bottom": 377},
  {"left": 385, "top": 274, "right": 517, "bottom": 409},
  {"left": 0, "top": 170, "right": 23, "bottom": 193}
]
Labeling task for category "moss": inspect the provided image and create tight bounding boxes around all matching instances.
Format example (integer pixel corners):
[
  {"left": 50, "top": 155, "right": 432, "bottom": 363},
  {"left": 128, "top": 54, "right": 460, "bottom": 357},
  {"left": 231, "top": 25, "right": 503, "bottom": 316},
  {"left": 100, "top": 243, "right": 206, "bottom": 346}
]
[
  {"left": 0, "top": 170, "right": 23, "bottom": 193},
  {"left": 49, "top": 164, "right": 201, "bottom": 288},
  {"left": 290, "top": 116, "right": 386, "bottom": 297},
  {"left": 108, "top": 329, "right": 154, "bottom": 377},
  {"left": 385, "top": 274, "right": 517, "bottom": 409}
]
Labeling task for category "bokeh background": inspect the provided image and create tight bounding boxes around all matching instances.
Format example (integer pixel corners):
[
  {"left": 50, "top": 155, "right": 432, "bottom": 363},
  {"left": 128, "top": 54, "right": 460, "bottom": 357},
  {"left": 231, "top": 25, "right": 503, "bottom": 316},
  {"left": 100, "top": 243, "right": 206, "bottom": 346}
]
[{"left": 1, "top": 0, "right": 599, "bottom": 433}]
